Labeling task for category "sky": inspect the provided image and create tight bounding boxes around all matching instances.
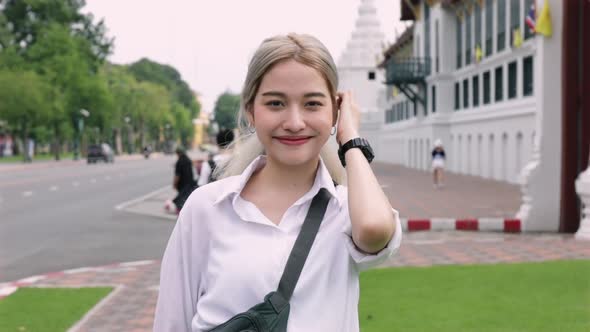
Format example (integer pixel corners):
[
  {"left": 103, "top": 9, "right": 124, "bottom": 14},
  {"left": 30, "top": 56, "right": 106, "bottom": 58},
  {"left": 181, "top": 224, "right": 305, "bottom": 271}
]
[{"left": 82, "top": 0, "right": 409, "bottom": 114}]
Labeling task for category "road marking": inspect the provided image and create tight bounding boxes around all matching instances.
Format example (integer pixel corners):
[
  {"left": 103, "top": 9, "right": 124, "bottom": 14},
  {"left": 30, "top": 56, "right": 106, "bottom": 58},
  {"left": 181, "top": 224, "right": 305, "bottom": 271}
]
[
  {"left": 22, "top": 191, "right": 33, "bottom": 197},
  {"left": 115, "top": 186, "right": 171, "bottom": 211},
  {"left": 72, "top": 181, "right": 80, "bottom": 187},
  {"left": 49, "top": 186, "right": 59, "bottom": 192}
]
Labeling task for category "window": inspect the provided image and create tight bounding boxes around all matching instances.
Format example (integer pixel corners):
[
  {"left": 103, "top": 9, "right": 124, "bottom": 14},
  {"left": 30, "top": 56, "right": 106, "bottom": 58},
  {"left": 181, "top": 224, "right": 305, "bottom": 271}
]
[
  {"left": 508, "top": 61, "right": 517, "bottom": 99},
  {"left": 435, "top": 20, "right": 440, "bottom": 72},
  {"left": 475, "top": 4, "right": 482, "bottom": 51},
  {"left": 495, "top": 66, "right": 504, "bottom": 101},
  {"left": 483, "top": 71, "right": 491, "bottom": 104},
  {"left": 425, "top": 4, "right": 431, "bottom": 61},
  {"left": 463, "top": 79, "right": 469, "bottom": 108},
  {"left": 405, "top": 101, "right": 409, "bottom": 119},
  {"left": 456, "top": 16, "right": 462, "bottom": 68},
  {"left": 368, "top": 71, "right": 375, "bottom": 80},
  {"left": 497, "top": 0, "right": 506, "bottom": 52},
  {"left": 510, "top": 0, "right": 521, "bottom": 47},
  {"left": 466, "top": 12, "right": 472, "bottom": 65},
  {"left": 473, "top": 75, "right": 480, "bottom": 107},
  {"left": 432, "top": 85, "right": 437, "bottom": 113},
  {"left": 485, "top": 0, "right": 493, "bottom": 56},
  {"left": 523, "top": 56, "right": 534, "bottom": 96},
  {"left": 455, "top": 82, "right": 460, "bottom": 110},
  {"left": 524, "top": 0, "right": 535, "bottom": 39}
]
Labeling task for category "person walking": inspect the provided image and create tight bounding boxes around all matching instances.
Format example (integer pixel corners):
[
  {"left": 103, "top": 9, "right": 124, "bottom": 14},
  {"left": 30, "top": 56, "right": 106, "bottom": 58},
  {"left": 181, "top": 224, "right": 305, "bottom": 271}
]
[
  {"left": 171, "top": 147, "right": 197, "bottom": 212},
  {"left": 432, "top": 139, "right": 446, "bottom": 189}
]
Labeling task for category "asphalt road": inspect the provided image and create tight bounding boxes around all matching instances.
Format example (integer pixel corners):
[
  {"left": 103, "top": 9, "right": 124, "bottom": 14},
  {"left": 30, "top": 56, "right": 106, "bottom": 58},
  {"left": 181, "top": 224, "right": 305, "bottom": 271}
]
[{"left": 0, "top": 155, "right": 179, "bottom": 282}]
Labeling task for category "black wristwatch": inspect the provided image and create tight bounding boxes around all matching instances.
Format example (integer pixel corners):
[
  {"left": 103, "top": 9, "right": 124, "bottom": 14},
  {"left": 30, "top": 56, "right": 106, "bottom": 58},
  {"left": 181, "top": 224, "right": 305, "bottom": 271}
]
[{"left": 338, "top": 137, "right": 374, "bottom": 167}]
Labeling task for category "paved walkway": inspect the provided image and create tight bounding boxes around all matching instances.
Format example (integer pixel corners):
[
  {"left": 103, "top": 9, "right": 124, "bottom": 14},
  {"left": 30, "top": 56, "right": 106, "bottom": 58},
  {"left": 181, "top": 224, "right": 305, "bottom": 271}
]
[
  {"left": 372, "top": 162, "right": 521, "bottom": 219},
  {"left": 3, "top": 232, "right": 589, "bottom": 331}
]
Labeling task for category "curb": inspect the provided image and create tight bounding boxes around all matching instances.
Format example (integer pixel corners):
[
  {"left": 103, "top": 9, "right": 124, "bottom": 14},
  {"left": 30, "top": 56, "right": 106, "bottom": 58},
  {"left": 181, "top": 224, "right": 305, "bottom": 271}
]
[
  {"left": 0, "top": 260, "right": 158, "bottom": 300},
  {"left": 400, "top": 218, "right": 521, "bottom": 233}
]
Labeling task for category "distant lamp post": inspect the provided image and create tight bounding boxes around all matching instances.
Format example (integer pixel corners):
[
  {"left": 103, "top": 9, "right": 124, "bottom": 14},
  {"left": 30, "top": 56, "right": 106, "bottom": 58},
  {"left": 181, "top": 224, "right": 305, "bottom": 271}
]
[{"left": 74, "top": 109, "right": 90, "bottom": 160}]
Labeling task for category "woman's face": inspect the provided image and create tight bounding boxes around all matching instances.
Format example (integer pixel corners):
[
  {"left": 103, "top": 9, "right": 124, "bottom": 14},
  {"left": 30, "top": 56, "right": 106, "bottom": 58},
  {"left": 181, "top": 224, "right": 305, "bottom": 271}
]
[{"left": 247, "top": 59, "right": 335, "bottom": 168}]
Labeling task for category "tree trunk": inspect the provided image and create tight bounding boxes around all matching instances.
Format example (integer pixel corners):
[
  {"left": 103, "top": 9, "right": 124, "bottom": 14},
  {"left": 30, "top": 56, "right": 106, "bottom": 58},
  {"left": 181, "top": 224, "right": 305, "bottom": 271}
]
[
  {"left": 21, "top": 120, "right": 29, "bottom": 163},
  {"left": 53, "top": 122, "right": 61, "bottom": 161}
]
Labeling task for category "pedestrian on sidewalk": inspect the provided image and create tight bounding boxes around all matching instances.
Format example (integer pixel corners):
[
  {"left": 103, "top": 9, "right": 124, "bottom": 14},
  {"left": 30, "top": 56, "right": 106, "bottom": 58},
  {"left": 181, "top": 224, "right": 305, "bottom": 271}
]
[
  {"left": 154, "top": 33, "right": 402, "bottom": 332},
  {"left": 432, "top": 139, "right": 446, "bottom": 189},
  {"left": 171, "top": 147, "right": 197, "bottom": 212},
  {"left": 197, "top": 128, "right": 235, "bottom": 187}
]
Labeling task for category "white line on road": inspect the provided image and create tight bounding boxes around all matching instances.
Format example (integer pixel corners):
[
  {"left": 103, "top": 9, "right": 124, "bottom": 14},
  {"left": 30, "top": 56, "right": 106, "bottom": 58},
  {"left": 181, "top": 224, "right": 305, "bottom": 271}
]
[
  {"left": 114, "top": 186, "right": 171, "bottom": 211},
  {"left": 22, "top": 191, "right": 33, "bottom": 197},
  {"left": 49, "top": 186, "right": 59, "bottom": 192}
]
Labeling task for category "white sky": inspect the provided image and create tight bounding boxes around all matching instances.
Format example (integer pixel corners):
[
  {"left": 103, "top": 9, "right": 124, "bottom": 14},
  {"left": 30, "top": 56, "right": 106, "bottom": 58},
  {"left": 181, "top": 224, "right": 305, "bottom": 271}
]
[{"left": 83, "top": 0, "right": 409, "bottom": 114}]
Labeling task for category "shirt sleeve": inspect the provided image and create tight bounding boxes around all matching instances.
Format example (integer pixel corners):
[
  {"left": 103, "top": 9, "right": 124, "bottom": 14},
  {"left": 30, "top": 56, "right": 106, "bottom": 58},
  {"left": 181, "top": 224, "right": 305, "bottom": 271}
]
[
  {"left": 342, "top": 208, "right": 403, "bottom": 272},
  {"left": 198, "top": 161, "right": 211, "bottom": 187},
  {"left": 154, "top": 196, "right": 206, "bottom": 331}
]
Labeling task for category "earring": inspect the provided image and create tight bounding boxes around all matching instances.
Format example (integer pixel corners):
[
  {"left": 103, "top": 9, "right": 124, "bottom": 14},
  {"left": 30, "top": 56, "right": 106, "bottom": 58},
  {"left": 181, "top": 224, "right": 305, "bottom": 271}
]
[
  {"left": 330, "top": 126, "right": 337, "bottom": 136},
  {"left": 248, "top": 126, "right": 256, "bottom": 134}
]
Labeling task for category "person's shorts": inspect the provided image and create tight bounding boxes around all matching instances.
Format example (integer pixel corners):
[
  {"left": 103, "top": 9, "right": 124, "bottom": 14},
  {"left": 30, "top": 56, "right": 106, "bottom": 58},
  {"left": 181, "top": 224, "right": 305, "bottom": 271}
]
[{"left": 432, "top": 158, "right": 445, "bottom": 170}]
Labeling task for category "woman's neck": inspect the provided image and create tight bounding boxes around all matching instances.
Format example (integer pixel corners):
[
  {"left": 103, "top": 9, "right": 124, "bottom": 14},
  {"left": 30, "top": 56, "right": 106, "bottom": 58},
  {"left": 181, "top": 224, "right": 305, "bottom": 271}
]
[{"left": 254, "top": 156, "right": 319, "bottom": 195}]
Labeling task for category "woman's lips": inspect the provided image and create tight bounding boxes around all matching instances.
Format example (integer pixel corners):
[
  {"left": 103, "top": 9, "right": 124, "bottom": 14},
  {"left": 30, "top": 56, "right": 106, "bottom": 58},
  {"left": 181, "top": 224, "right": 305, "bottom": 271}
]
[{"left": 275, "top": 136, "right": 311, "bottom": 146}]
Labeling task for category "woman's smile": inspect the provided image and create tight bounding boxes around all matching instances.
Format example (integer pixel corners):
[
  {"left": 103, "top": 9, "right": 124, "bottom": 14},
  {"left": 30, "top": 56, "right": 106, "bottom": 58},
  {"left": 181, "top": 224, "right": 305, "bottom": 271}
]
[{"left": 274, "top": 135, "right": 313, "bottom": 146}]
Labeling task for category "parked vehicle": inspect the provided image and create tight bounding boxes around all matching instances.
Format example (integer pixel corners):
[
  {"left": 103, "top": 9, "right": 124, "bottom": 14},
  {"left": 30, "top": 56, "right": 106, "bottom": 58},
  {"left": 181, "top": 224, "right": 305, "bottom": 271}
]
[{"left": 87, "top": 143, "right": 115, "bottom": 164}]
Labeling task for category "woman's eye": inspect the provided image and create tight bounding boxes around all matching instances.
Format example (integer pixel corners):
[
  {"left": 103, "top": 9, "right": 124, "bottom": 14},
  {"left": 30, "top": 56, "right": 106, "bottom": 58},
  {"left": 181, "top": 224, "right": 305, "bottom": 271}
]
[
  {"left": 306, "top": 101, "right": 323, "bottom": 108},
  {"left": 265, "top": 100, "right": 284, "bottom": 107}
]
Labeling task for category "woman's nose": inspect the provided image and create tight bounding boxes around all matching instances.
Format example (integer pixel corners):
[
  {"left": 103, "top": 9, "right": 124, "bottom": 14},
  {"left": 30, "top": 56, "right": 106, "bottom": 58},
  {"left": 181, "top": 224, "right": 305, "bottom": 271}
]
[{"left": 282, "top": 107, "right": 305, "bottom": 132}]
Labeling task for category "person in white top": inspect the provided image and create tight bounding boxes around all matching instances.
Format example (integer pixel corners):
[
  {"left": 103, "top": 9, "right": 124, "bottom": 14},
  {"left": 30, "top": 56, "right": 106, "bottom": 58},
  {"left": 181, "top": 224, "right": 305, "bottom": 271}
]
[{"left": 154, "top": 33, "right": 402, "bottom": 332}]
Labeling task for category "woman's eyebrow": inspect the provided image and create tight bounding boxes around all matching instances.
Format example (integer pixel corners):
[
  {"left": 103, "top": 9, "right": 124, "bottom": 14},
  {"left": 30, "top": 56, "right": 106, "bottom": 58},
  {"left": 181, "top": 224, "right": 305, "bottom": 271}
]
[{"left": 260, "top": 91, "right": 328, "bottom": 98}]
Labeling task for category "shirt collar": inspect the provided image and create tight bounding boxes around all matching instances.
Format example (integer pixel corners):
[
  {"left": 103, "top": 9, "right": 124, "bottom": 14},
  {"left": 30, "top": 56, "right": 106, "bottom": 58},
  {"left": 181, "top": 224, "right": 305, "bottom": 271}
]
[{"left": 213, "top": 155, "right": 341, "bottom": 207}]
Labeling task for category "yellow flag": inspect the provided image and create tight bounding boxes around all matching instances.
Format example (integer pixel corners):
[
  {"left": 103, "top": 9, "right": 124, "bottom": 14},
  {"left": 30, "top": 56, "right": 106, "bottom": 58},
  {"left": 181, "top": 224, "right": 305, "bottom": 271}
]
[
  {"left": 475, "top": 44, "right": 483, "bottom": 63},
  {"left": 536, "top": 0, "right": 553, "bottom": 37},
  {"left": 513, "top": 28, "right": 523, "bottom": 48},
  {"left": 392, "top": 87, "right": 399, "bottom": 97}
]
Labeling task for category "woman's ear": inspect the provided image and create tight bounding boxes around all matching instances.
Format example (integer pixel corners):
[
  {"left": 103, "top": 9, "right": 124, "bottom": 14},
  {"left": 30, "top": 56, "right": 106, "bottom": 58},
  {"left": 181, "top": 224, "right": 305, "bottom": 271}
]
[
  {"left": 245, "top": 104, "right": 255, "bottom": 126},
  {"left": 332, "top": 96, "right": 340, "bottom": 126}
]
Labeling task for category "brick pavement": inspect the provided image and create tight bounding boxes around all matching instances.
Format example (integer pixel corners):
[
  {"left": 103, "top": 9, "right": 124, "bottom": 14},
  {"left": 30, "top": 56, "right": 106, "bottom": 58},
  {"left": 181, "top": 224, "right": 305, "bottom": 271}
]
[
  {"left": 2, "top": 231, "right": 589, "bottom": 331},
  {"left": 372, "top": 162, "right": 522, "bottom": 219}
]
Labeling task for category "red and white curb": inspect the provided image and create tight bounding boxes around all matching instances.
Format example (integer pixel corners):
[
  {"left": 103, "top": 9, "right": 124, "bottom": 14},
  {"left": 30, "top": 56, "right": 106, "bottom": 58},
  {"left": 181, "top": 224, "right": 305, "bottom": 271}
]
[
  {"left": 0, "top": 260, "right": 158, "bottom": 300},
  {"left": 400, "top": 218, "right": 521, "bottom": 233}
]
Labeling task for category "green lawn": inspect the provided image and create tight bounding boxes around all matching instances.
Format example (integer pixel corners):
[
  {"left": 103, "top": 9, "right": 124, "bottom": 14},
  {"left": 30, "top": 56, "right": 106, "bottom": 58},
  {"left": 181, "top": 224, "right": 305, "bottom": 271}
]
[
  {"left": 0, "top": 153, "right": 75, "bottom": 163},
  {"left": 359, "top": 260, "right": 590, "bottom": 332},
  {"left": 0, "top": 287, "right": 113, "bottom": 332}
]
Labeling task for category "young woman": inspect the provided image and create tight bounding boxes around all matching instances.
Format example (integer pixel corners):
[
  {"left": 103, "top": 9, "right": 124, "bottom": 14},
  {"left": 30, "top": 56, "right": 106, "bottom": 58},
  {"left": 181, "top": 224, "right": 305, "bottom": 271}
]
[
  {"left": 431, "top": 139, "right": 446, "bottom": 189},
  {"left": 154, "top": 33, "right": 402, "bottom": 332}
]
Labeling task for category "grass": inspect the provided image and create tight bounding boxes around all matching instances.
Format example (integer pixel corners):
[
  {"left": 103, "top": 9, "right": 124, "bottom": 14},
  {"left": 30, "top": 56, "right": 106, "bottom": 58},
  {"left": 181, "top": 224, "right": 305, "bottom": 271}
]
[
  {"left": 0, "top": 287, "right": 113, "bottom": 332},
  {"left": 0, "top": 153, "right": 75, "bottom": 163},
  {"left": 359, "top": 260, "right": 590, "bottom": 332}
]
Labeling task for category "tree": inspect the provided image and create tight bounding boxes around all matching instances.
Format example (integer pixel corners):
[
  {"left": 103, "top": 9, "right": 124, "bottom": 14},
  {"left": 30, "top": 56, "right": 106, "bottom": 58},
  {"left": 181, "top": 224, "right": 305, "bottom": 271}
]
[
  {"left": 0, "top": 0, "right": 113, "bottom": 66},
  {"left": 0, "top": 69, "right": 51, "bottom": 161},
  {"left": 213, "top": 92, "right": 240, "bottom": 130},
  {"left": 128, "top": 58, "right": 200, "bottom": 118}
]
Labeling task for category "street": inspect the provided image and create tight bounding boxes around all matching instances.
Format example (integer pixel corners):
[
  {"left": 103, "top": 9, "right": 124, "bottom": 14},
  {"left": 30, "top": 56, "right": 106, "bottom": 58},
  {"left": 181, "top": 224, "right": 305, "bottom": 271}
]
[{"left": 0, "top": 155, "right": 178, "bottom": 282}]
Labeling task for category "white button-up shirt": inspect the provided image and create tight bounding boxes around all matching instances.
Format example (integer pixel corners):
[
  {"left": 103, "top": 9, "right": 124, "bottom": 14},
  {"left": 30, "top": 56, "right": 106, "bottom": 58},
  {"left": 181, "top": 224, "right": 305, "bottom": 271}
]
[{"left": 154, "top": 156, "right": 402, "bottom": 332}]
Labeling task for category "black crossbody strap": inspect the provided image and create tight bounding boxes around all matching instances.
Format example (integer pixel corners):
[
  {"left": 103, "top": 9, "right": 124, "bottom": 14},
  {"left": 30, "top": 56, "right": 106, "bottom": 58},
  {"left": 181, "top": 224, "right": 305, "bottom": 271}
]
[{"left": 275, "top": 188, "right": 330, "bottom": 303}]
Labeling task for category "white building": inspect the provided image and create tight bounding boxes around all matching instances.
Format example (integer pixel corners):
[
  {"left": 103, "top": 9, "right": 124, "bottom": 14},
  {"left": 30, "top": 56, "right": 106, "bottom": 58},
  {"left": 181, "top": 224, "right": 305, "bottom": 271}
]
[
  {"left": 352, "top": 0, "right": 590, "bottom": 233},
  {"left": 337, "top": 0, "right": 387, "bottom": 113}
]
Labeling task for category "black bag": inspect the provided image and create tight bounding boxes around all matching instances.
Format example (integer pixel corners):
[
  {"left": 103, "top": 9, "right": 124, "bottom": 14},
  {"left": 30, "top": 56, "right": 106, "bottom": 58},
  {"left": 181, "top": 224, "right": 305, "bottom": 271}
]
[{"left": 209, "top": 188, "right": 330, "bottom": 332}]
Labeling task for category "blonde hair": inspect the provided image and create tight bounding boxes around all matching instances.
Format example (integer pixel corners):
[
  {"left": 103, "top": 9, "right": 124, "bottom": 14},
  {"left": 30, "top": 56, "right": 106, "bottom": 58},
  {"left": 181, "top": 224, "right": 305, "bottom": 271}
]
[{"left": 214, "top": 33, "right": 346, "bottom": 184}]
